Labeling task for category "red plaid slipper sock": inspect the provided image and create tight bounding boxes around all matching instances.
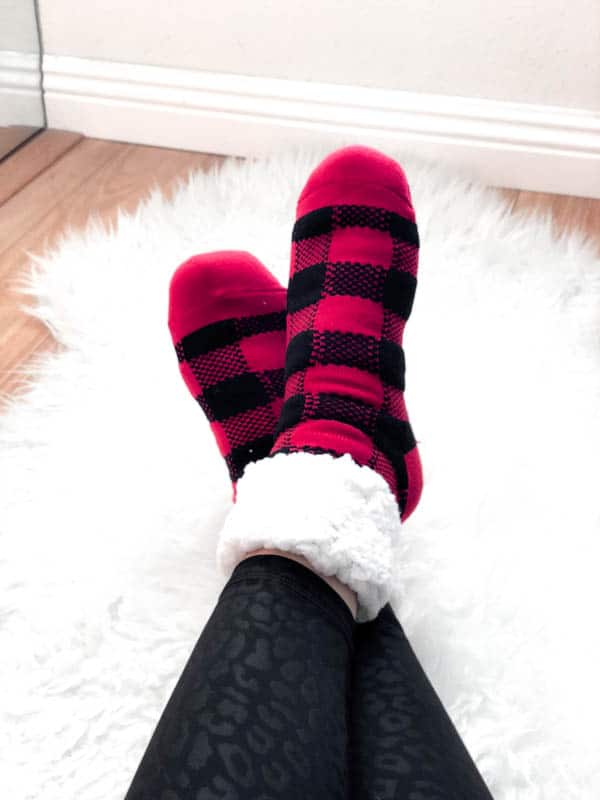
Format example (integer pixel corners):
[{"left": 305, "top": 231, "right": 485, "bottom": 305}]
[
  {"left": 168, "top": 251, "right": 286, "bottom": 489},
  {"left": 218, "top": 147, "right": 422, "bottom": 620}
]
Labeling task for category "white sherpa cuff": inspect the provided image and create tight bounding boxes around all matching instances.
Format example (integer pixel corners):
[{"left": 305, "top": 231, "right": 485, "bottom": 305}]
[{"left": 216, "top": 451, "right": 401, "bottom": 622}]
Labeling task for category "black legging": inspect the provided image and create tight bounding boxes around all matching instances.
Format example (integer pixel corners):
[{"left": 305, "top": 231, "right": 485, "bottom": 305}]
[{"left": 125, "top": 555, "right": 493, "bottom": 799}]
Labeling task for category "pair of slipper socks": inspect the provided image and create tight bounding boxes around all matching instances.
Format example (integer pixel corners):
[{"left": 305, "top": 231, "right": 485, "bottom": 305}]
[{"left": 168, "top": 146, "right": 422, "bottom": 621}]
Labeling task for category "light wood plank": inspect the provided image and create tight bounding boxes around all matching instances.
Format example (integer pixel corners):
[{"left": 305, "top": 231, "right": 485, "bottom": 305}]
[
  {"left": 496, "top": 188, "right": 520, "bottom": 213},
  {"left": 0, "top": 138, "right": 128, "bottom": 266},
  {"left": 0, "top": 317, "right": 55, "bottom": 401},
  {"left": 512, "top": 190, "right": 600, "bottom": 251},
  {"left": 0, "top": 126, "right": 39, "bottom": 162},
  {"left": 41, "top": 141, "right": 223, "bottom": 228},
  {"left": 0, "top": 130, "right": 83, "bottom": 206}
]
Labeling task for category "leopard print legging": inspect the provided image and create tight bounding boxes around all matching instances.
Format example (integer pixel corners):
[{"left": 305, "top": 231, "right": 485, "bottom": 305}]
[{"left": 125, "top": 555, "right": 493, "bottom": 800}]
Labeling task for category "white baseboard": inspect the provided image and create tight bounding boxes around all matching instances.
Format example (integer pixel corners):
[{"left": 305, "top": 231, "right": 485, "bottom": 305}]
[
  {"left": 43, "top": 54, "right": 600, "bottom": 198},
  {"left": 0, "top": 50, "right": 44, "bottom": 127}
]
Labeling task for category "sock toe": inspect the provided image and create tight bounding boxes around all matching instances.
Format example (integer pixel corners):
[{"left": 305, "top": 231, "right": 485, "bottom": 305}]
[
  {"left": 168, "top": 250, "right": 285, "bottom": 338},
  {"left": 297, "top": 145, "right": 415, "bottom": 221}
]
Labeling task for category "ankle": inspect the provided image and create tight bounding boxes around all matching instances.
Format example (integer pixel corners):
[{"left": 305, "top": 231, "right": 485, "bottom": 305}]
[{"left": 240, "top": 547, "right": 358, "bottom": 619}]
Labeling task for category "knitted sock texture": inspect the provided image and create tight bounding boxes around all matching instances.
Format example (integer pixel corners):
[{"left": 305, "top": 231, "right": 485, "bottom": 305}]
[
  {"left": 168, "top": 251, "right": 286, "bottom": 485},
  {"left": 271, "top": 145, "right": 423, "bottom": 520}
]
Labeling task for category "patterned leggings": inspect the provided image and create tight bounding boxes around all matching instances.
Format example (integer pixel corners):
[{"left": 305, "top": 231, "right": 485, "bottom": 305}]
[{"left": 125, "top": 555, "right": 494, "bottom": 800}]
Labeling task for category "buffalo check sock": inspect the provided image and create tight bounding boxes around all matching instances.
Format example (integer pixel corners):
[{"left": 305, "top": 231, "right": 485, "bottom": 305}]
[
  {"left": 168, "top": 251, "right": 286, "bottom": 490},
  {"left": 218, "top": 146, "right": 423, "bottom": 621}
]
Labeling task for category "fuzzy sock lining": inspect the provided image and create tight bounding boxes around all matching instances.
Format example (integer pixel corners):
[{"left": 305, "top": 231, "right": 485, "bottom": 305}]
[{"left": 217, "top": 451, "right": 401, "bottom": 621}]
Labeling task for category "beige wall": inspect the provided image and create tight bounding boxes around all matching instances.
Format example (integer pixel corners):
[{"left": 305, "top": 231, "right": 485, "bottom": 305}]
[{"left": 39, "top": 0, "right": 600, "bottom": 109}]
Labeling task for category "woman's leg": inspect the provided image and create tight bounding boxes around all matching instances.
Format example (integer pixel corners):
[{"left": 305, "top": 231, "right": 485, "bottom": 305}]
[
  {"left": 349, "top": 604, "right": 494, "bottom": 800},
  {"left": 125, "top": 554, "right": 355, "bottom": 800}
]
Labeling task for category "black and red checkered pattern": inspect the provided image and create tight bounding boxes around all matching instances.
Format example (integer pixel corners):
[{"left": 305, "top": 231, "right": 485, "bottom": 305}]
[
  {"left": 168, "top": 251, "right": 286, "bottom": 485},
  {"left": 271, "top": 146, "right": 423, "bottom": 520}
]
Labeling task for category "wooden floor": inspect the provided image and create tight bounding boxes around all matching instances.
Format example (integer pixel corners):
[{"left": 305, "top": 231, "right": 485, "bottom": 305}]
[
  {"left": 1, "top": 130, "right": 599, "bottom": 402},
  {"left": 0, "top": 126, "right": 41, "bottom": 161}
]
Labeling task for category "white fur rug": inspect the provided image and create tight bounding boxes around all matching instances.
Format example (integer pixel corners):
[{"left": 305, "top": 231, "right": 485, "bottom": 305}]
[{"left": 1, "top": 145, "right": 599, "bottom": 800}]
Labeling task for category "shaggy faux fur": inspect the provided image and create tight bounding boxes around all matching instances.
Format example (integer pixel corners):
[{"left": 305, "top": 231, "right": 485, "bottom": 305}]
[
  {"left": 1, "top": 145, "right": 599, "bottom": 799},
  {"left": 218, "top": 451, "right": 401, "bottom": 622}
]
